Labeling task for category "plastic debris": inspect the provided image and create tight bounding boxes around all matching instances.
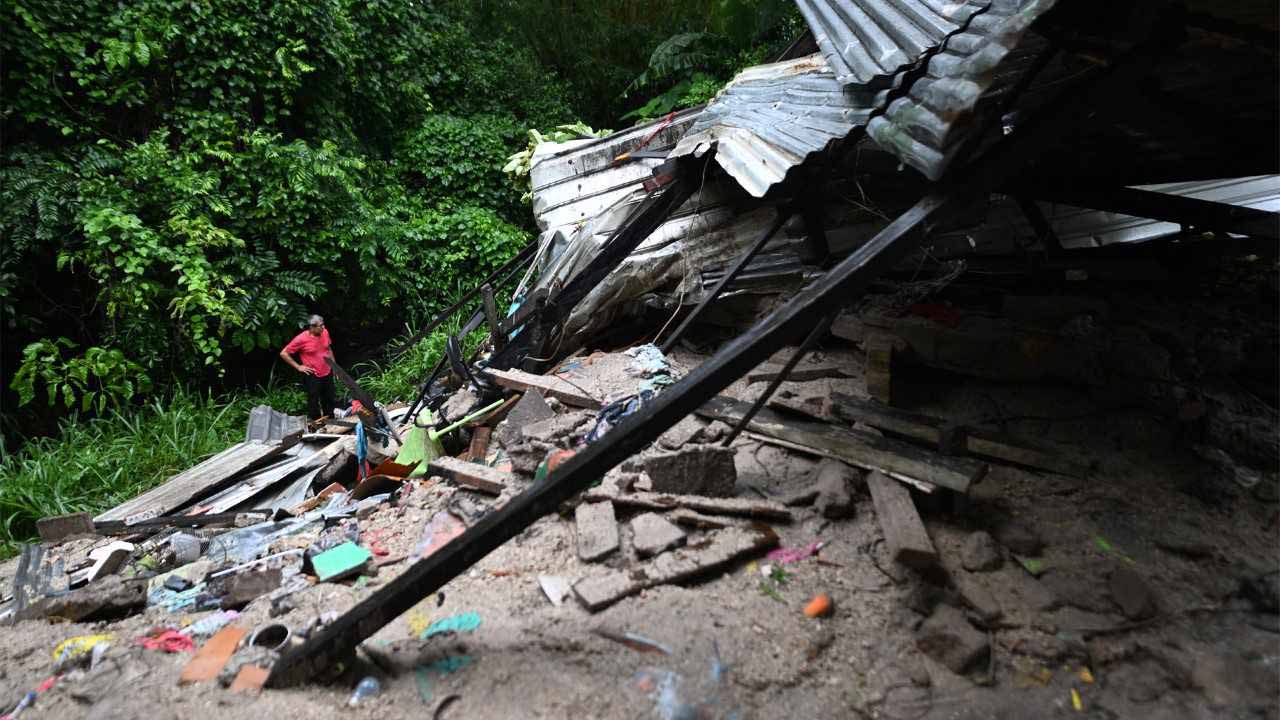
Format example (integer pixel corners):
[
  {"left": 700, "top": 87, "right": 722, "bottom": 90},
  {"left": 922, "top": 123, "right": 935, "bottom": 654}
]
[
  {"left": 1079, "top": 667, "right": 1095, "bottom": 684},
  {"left": 803, "top": 593, "right": 833, "bottom": 618},
  {"left": 586, "top": 391, "right": 654, "bottom": 444},
  {"left": 51, "top": 634, "right": 113, "bottom": 666},
  {"left": 348, "top": 676, "right": 382, "bottom": 706},
  {"left": 1, "top": 675, "right": 58, "bottom": 720},
  {"left": 421, "top": 612, "right": 482, "bottom": 640},
  {"left": 182, "top": 610, "right": 240, "bottom": 638},
  {"left": 136, "top": 628, "right": 196, "bottom": 653},
  {"left": 311, "top": 542, "right": 372, "bottom": 583},
  {"left": 415, "top": 511, "right": 466, "bottom": 560},
  {"left": 630, "top": 642, "right": 740, "bottom": 720},
  {"left": 1071, "top": 688, "right": 1083, "bottom": 712},
  {"left": 766, "top": 542, "right": 823, "bottom": 564},
  {"left": 1016, "top": 556, "right": 1046, "bottom": 577},
  {"left": 593, "top": 628, "right": 672, "bottom": 655},
  {"left": 414, "top": 655, "right": 475, "bottom": 704}
]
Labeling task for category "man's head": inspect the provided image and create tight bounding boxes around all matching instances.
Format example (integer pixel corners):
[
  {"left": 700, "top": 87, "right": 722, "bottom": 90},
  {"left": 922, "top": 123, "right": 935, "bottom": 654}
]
[{"left": 307, "top": 314, "right": 325, "bottom": 336}]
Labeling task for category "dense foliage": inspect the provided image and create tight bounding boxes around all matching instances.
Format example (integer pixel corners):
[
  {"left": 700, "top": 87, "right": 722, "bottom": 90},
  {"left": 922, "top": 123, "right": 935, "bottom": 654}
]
[{"left": 1, "top": 0, "right": 572, "bottom": 431}]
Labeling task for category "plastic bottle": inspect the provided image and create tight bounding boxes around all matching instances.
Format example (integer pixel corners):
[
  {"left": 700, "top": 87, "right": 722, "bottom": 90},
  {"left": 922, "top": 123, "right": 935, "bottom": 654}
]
[{"left": 347, "top": 676, "right": 381, "bottom": 706}]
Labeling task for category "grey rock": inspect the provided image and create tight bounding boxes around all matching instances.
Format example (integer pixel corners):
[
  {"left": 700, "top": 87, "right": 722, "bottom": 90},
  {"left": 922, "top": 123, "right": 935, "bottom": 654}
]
[
  {"left": 993, "top": 518, "right": 1044, "bottom": 557},
  {"left": 494, "top": 390, "right": 555, "bottom": 450},
  {"left": 961, "top": 531, "right": 1003, "bottom": 572},
  {"left": 812, "top": 458, "right": 857, "bottom": 519},
  {"left": 629, "top": 512, "right": 687, "bottom": 557},
  {"left": 1041, "top": 570, "right": 1114, "bottom": 614},
  {"left": 575, "top": 501, "right": 619, "bottom": 562},
  {"left": 701, "top": 421, "right": 733, "bottom": 444},
  {"left": 658, "top": 416, "right": 707, "bottom": 450},
  {"left": 953, "top": 573, "right": 1003, "bottom": 624},
  {"left": 1109, "top": 566, "right": 1157, "bottom": 619},
  {"left": 522, "top": 411, "right": 591, "bottom": 447},
  {"left": 915, "top": 604, "right": 989, "bottom": 675},
  {"left": 642, "top": 446, "right": 737, "bottom": 497}
]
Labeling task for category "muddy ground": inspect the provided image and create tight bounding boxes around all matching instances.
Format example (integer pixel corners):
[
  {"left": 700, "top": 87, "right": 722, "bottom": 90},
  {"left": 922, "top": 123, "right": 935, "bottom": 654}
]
[{"left": 1, "top": 343, "right": 1277, "bottom": 720}]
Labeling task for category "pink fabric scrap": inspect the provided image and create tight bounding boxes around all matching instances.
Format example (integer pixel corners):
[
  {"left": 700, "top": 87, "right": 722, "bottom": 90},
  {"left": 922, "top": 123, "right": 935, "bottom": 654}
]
[
  {"left": 135, "top": 629, "right": 196, "bottom": 653},
  {"left": 765, "top": 542, "right": 823, "bottom": 564}
]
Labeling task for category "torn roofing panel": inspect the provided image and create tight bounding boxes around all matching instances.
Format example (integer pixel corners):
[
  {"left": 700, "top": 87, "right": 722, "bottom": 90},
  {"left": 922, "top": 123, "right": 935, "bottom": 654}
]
[
  {"left": 670, "top": 55, "right": 886, "bottom": 198},
  {"left": 529, "top": 108, "right": 701, "bottom": 236},
  {"left": 796, "top": 0, "right": 990, "bottom": 86},
  {"left": 866, "top": 0, "right": 1058, "bottom": 180}
]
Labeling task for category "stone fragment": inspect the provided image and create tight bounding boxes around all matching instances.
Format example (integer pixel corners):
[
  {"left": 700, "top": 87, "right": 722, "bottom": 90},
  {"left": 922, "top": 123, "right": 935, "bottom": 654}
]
[
  {"left": 575, "top": 501, "right": 619, "bottom": 562},
  {"left": 629, "top": 513, "right": 686, "bottom": 557},
  {"left": 218, "top": 568, "right": 283, "bottom": 608},
  {"left": 1108, "top": 566, "right": 1156, "bottom": 619},
  {"left": 522, "top": 411, "right": 592, "bottom": 446},
  {"left": 952, "top": 573, "right": 1003, "bottom": 624},
  {"left": 538, "top": 575, "right": 573, "bottom": 607},
  {"left": 812, "top": 459, "right": 856, "bottom": 519},
  {"left": 960, "top": 531, "right": 1003, "bottom": 572},
  {"left": 642, "top": 445, "right": 737, "bottom": 497},
  {"left": 36, "top": 512, "right": 96, "bottom": 544},
  {"left": 993, "top": 518, "right": 1044, "bottom": 556},
  {"left": 915, "top": 604, "right": 989, "bottom": 675},
  {"left": 494, "top": 390, "right": 555, "bottom": 450},
  {"left": 1041, "top": 570, "right": 1114, "bottom": 614},
  {"left": 658, "top": 416, "right": 707, "bottom": 450},
  {"left": 17, "top": 575, "right": 147, "bottom": 622},
  {"left": 701, "top": 421, "right": 733, "bottom": 444}
]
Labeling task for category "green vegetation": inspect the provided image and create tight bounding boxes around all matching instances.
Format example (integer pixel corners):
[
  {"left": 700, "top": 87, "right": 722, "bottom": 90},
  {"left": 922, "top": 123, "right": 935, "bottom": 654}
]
[{"left": 0, "top": 0, "right": 806, "bottom": 554}]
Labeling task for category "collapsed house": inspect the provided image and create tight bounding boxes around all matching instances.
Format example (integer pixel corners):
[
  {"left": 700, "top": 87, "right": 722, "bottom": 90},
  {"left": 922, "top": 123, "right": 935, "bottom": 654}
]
[{"left": 2, "top": 1, "right": 1277, "bottom": 716}]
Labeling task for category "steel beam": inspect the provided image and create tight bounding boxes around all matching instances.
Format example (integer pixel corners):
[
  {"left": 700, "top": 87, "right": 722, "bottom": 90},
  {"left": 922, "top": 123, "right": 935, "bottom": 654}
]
[{"left": 1026, "top": 185, "right": 1280, "bottom": 240}]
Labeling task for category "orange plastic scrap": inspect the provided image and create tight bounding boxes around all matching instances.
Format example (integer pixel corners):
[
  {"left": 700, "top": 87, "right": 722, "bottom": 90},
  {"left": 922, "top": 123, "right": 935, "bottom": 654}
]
[
  {"left": 179, "top": 626, "right": 247, "bottom": 684},
  {"left": 230, "top": 665, "right": 269, "bottom": 694}
]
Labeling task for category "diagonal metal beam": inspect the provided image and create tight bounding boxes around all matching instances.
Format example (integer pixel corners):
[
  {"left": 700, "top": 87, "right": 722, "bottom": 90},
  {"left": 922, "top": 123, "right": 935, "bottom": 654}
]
[{"left": 267, "top": 27, "right": 1172, "bottom": 689}]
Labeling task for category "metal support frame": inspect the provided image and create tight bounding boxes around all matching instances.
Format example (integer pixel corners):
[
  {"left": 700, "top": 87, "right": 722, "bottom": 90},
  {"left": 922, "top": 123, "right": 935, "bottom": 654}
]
[
  {"left": 720, "top": 310, "right": 837, "bottom": 447},
  {"left": 267, "top": 27, "right": 1170, "bottom": 688},
  {"left": 1016, "top": 196, "right": 1064, "bottom": 258},
  {"left": 658, "top": 210, "right": 791, "bottom": 353},
  {"left": 1024, "top": 185, "right": 1280, "bottom": 241}
]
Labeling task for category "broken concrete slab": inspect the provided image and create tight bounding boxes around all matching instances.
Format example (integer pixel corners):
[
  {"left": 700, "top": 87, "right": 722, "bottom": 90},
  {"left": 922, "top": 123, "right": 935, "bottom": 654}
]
[
  {"left": 494, "top": 391, "right": 555, "bottom": 449},
  {"left": 521, "top": 411, "right": 592, "bottom": 446},
  {"left": 17, "top": 575, "right": 147, "bottom": 622},
  {"left": 84, "top": 540, "right": 135, "bottom": 583},
  {"left": 642, "top": 445, "right": 737, "bottom": 497},
  {"left": 538, "top": 575, "right": 573, "bottom": 607},
  {"left": 953, "top": 573, "right": 1003, "bottom": 625},
  {"left": 37, "top": 512, "right": 96, "bottom": 544},
  {"left": 218, "top": 568, "right": 283, "bottom": 608},
  {"left": 961, "top": 531, "right": 1003, "bottom": 572},
  {"left": 658, "top": 415, "right": 708, "bottom": 450},
  {"left": 573, "top": 525, "right": 778, "bottom": 611},
  {"left": 583, "top": 488, "right": 793, "bottom": 522},
  {"left": 575, "top": 501, "right": 620, "bottom": 562},
  {"left": 916, "top": 604, "right": 989, "bottom": 675},
  {"left": 630, "top": 513, "right": 686, "bottom": 557},
  {"left": 428, "top": 456, "right": 511, "bottom": 495},
  {"left": 668, "top": 508, "right": 744, "bottom": 530},
  {"left": 993, "top": 518, "right": 1044, "bottom": 557},
  {"left": 812, "top": 458, "right": 857, "bottom": 519}
]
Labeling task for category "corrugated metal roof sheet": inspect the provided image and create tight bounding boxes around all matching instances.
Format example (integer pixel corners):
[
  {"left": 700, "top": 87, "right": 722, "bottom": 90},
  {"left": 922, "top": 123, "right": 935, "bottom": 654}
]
[
  {"left": 670, "top": 55, "right": 887, "bottom": 198},
  {"left": 796, "top": 0, "right": 990, "bottom": 86},
  {"left": 866, "top": 0, "right": 1058, "bottom": 180}
]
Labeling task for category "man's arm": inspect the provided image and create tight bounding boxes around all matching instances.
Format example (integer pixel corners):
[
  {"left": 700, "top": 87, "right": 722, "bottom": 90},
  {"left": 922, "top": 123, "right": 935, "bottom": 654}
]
[{"left": 279, "top": 346, "right": 316, "bottom": 375}]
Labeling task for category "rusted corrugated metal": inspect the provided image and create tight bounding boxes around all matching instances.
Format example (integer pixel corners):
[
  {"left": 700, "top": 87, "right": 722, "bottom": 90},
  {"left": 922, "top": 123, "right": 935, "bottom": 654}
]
[
  {"left": 670, "top": 55, "right": 887, "bottom": 198},
  {"left": 866, "top": 0, "right": 1058, "bottom": 180},
  {"left": 795, "top": 0, "right": 989, "bottom": 86}
]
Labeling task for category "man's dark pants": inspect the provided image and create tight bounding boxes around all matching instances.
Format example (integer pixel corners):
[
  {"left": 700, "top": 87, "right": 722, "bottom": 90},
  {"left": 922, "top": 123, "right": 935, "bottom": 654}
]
[{"left": 304, "top": 373, "right": 337, "bottom": 421}]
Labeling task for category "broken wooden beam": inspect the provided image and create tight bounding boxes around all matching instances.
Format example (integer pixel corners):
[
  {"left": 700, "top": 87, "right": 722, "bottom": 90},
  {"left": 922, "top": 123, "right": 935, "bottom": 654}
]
[
  {"left": 747, "top": 362, "right": 850, "bottom": 384},
  {"left": 583, "top": 488, "right": 794, "bottom": 522},
  {"left": 37, "top": 512, "right": 96, "bottom": 543},
  {"left": 572, "top": 525, "right": 778, "bottom": 611},
  {"left": 867, "top": 470, "right": 938, "bottom": 569},
  {"left": 427, "top": 456, "right": 510, "bottom": 495},
  {"left": 482, "top": 368, "right": 602, "bottom": 409},
  {"left": 864, "top": 334, "right": 903, "bottom": 405},
  {"left": 830, "top": 393, "right": 1088, "bottom": 477},
  {"left": 696, "top": 396, "right": 986, "bottom": 494},
  {"left": 466, "top": 426, "right": 492, "bottom": 462}
]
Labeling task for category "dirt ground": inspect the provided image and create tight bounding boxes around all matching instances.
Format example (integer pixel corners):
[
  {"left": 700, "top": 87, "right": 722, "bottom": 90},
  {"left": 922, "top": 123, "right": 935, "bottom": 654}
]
[{"left": 1, "top": 343, "right": 1277, "bottom": 720}]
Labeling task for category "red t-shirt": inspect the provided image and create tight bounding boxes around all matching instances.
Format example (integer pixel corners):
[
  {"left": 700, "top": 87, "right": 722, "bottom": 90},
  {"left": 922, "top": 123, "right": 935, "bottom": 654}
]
[{"left": 283, "top": 328, "right": 332, "bottom": 377}]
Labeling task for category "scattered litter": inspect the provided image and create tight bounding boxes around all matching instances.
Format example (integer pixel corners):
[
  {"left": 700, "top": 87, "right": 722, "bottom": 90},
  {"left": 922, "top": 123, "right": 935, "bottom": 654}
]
[
  {"left": 415, "top": 655, "right": 475, "bottom": 704},
  {"left": 2, "top": 674, "right": 58, "bottom": 720},
  {"left": 311, "top": 542, "right": 372, "bottom": 583},
  {"left": 803, "top": 593, "right": 833, "bottom": 618},
  {"left": 348, "top": 676, "right": 382, "bottom": 706},
  {"left": 593, "top": 628, "right": 672, "bottom": 654},
  {"left": 179, "top": 626, "right": 247, "bottom": 684},
  {"left": 415, "top": 511, "right": 467, "bottom": 560},
  {"left": 421, "top": 612, "right": 482, "bottom": 640},
  {"left": 136, "top": 628, "right": 196, "bottom": 653},
  {"left": 1079, "top": 667, "right": 1095, "bottom": 684},
  {"left": 1093, "top": 535, "right": 1136, "bottom": 564},
  {"left": 1016, "top": 556, "right": 1047, "bottom": 577},
  {"left": 182, "top": 610, "right": 240, "bottom": 638},
  {"left": 766, "top": 542, "right": 823, "bottom": 564},
  {"left": 52, "top": 634, "right": 113, "bottom": 666},
  {"left": 1071, "top": 687, "right": 1084, "bottom": 712},
  {"left": 248, "top": 623, "right": 291, "bottom": 651}
]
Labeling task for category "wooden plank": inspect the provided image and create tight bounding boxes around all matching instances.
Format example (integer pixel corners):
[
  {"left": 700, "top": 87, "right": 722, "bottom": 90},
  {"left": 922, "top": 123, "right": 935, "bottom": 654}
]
[
  {"left": 482, "top": 368, "right": 601, "bottom": 409},
  {"left": 831, "top": 393, "right": 1087, "bottom": 477},
  {"left": 697, "top": 396, "right": 985, "bottom": 494},
  {"left": 583, "top": 488, "right": 793, "bottom": 522},
  {"left": 96, "top": 441, "right": 289, "bottom": 522},
  {"left": 37, "top": 512, "right": 96, "bottom": 543},
  {"left": 747, "top": 362, "right": 850, "bottom": 384},
  {"left": 180, "top": 626, "right": 248, "bottom": 684},
  {"left": 866, "top": 470, "right": 938, "bottom": 570},
  {"left": 428, "top": 456, "right": 510, "bottom": 495},
  {"left": 864, "top": 334, "right": 902, "bottom": 405},
  {"left": 467, "top": 426, "right": 491, "bottom": 463}
]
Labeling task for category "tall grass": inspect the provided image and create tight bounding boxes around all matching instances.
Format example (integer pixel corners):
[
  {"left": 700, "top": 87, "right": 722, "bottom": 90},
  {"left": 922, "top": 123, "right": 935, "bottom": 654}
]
[{"left": 0, "top": 383, "right": 303, "bottom": 558}]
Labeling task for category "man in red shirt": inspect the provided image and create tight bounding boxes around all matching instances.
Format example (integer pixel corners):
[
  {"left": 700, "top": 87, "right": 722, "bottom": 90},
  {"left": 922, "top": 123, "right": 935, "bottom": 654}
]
[{"left": 279, "top": 314, "right": 337, "bottom": 420}]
